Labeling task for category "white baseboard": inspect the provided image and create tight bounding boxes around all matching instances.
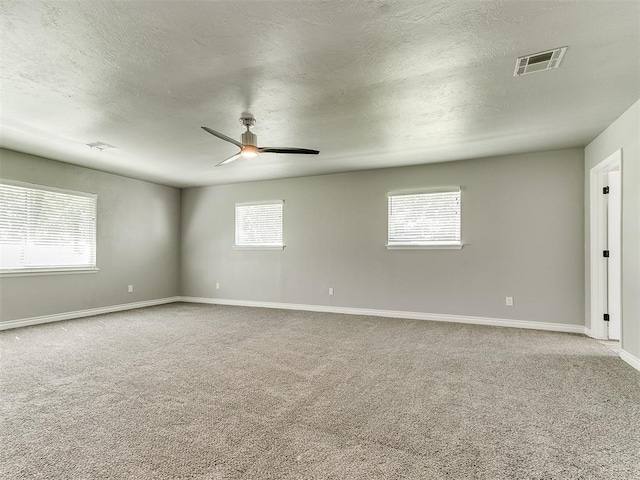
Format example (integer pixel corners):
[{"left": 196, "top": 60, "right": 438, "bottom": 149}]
[
  {"left": 620, "top": 349, "right": 640, "bottom": 373},
  {"left": 179, "top": 296, "right": 585, "bottom": 334},
  {"left": 583, "top": 327, "right": 600, "bottom": 338},
  {"left": 583, "top": 326, "right": 613, "bottom": 340},
  {"left": 0, "top": 297, "right": 181, "bottom": 331},
  {"left": 1, "top": 296, "right": 590, "bottom": 338}
]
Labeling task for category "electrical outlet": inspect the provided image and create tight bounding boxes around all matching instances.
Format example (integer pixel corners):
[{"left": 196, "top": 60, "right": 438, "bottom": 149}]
[
  {"left": 328, "top": 287, "right": 334, "bottom": 296},
  {"left": 506, "top": 296, "right": 513, "bottom": 306},
  {"left": 128, "top": 285, "right": 134, "bottom": 293},
  {"left": 215, "top": 282, "right": 220, "bottom": 290}
]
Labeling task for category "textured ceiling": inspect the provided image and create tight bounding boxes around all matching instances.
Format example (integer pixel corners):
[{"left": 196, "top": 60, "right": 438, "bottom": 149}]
[{"left": 1, "top": 0, "right": 639, "bottom": 187}]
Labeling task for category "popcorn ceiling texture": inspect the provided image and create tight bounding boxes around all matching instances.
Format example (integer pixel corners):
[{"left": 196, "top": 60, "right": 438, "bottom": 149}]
[
  {"left": 0, "top": 1, "right": 638, "bottom": 186},
  {"left": 1, "top": 303, "right": 639, "bottom": 479}
]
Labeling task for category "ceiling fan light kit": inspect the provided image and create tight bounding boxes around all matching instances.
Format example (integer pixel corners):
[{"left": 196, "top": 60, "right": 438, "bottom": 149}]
[
  {"left": 202, "top": 116, "right": 319, "bottom": 166},
  {"left": 241, "top": 145, "right": 258, "bottom": 158}
]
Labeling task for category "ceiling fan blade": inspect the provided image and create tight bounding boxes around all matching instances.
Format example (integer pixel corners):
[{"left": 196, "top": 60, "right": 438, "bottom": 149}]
[
  {"left": 201, "top": 126, "right": 243, "bottom": 148},
  {"left": 258, "top": 147, "right": 319, "bottom": 155},
  {"left": 216, "top": 152, "right": 242, "bottom": 167}
]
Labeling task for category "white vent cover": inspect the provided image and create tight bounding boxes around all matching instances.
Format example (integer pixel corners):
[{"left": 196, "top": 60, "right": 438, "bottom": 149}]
[
  {"left": 87, "top": 141, "right": 116, "bottom": 151},
  {"left": 514, "top": 47, "right": 567, "bottom": 76}
]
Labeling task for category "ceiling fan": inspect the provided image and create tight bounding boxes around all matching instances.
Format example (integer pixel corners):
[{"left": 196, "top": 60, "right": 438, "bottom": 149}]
[{"left": 201, "top": 116, "right": 320, "bottom": 166}]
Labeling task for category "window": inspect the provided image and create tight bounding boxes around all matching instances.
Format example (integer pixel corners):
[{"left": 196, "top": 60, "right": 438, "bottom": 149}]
[
  {"left": 0, "top": 180, "right": 97, "bottom": 273},
  {"left": 235, "top": 200, "right": 284, "bottom": 249},
  {"left": 387, "top": 188, "right": 461, "bottom": 248}
]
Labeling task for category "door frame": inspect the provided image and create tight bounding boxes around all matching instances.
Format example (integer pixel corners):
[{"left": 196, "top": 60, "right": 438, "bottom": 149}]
[{"left": 589, "top": 149, "right": 622, "bottom": 340}]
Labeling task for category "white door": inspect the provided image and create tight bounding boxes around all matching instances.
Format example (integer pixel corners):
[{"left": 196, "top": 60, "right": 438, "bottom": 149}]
[{"left": 607, "top": 170, "right": 621, "bottom": 340}]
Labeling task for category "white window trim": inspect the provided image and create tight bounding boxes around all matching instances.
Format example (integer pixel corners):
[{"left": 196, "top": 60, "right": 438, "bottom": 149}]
[
  {"left": 0, "top": 179, "right": 98, "bottom": 274},
  {"left": 386, "top": 244, "right": 463, "bottom": 250},
  {"left": 232, "top": 245, "right": 285, "bottom": 251},
  {"left": 234, "top": 200, "right": 285, "bottom": 250},
  {"left": 387, "top": 187, "right": 463, "bottom": 250},
  {"left": 235, "top": 200, "right": 284, "bottom": 207},
  {"left": 387, "top": 185, "right": 462, "bottom": 196},
  {"left": 0, "top": 178, "right": 97, "bottom": 199},
  {"left": 0, "top": 267, "right": 100, "bottom": 277}
]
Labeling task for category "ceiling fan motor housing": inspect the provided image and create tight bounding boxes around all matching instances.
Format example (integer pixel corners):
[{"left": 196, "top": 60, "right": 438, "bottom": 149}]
[{"left": 242, "top": 130, "right": 257, "bottom": 146}]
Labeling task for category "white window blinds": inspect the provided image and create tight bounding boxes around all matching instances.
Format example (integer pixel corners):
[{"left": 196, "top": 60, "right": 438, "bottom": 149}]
[
  {"left": 235, "top": 201, "right": 283, "bottom": 248},
  {"left": 0, "top": 180, "right": 97, "bottom": 271},
  {"left": 388, "top": 189, "right": 461, "bottom": 247}
]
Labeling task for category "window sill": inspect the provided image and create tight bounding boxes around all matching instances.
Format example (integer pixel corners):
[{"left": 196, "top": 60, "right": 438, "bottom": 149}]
[
  {"left": 232, "top": 245, "right": 285, "bottom": 251},
  {"left": 0, "top": 267, "right": 100, "bottom": 277},
  {"left": 386, "top": 244, "right": 463, "bottom": 250}
]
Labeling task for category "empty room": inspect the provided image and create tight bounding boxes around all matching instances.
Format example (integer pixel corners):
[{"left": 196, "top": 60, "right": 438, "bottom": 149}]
[{"left": 1, "top": 1, "right": 639, "bottom": 479}]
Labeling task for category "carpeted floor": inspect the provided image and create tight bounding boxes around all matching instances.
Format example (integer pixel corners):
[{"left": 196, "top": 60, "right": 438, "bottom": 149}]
[{"left": 1, "top": 303, "right": 639, "bottom": 479}]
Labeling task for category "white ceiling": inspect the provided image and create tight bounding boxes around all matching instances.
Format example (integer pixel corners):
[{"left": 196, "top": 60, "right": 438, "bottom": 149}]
[{"left": 1, "top": 1, "right": 638, "bottom": 188}]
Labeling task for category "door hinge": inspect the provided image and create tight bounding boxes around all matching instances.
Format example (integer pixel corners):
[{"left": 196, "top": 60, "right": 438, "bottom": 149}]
[
  {"left": 603, "top": 250, "right": 610, "bottom": 257},
  {"left": 604, "top": 313, "right": 610, "bottom": 322},
  {"left": 603, "top": 186, "right": 610, "bottom": 194}
]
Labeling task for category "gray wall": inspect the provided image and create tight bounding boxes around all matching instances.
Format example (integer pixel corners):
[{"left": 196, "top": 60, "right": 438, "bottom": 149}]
[
  {"left": 0, "top": 149, "right": 181, "bottom": 322},
  {"left": 181, "top": 149, "right": 585, "bottom": 325},
  {"left": 585, "top": 100, "right": 640, "bottom": 358}
]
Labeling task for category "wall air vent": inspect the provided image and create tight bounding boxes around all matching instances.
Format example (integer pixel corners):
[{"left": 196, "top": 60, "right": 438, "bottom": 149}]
[{"left": 513, "top": 47, "right": 567, "bottom": 76}]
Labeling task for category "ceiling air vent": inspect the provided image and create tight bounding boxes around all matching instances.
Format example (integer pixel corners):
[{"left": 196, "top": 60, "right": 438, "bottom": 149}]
[
  {"left": 513, "top": 46, "right": 567, "bottom": 76},
  {"left": 87, "top": 141, "right": 116, "bottom": 151}
]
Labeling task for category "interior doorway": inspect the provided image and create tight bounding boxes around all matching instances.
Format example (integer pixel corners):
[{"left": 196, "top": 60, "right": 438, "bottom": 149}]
[{"left": 589, "top": 149, "right": 622, "bottom": 341}]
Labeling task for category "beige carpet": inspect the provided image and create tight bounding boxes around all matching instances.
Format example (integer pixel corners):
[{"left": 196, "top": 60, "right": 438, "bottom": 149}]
[{"left": 1, "top": 302, "right": 639, "bottom": 479}]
